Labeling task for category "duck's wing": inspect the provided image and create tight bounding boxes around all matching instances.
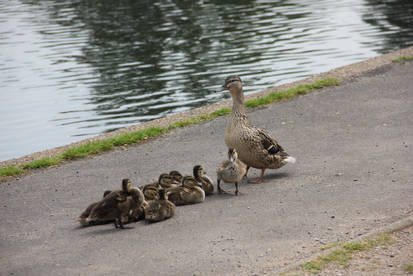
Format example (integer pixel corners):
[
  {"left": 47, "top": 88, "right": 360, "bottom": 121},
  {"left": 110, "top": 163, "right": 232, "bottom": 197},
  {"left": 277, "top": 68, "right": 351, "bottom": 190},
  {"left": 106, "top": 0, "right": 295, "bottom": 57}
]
[
  {"left": 166, "top": 187, "right": 186, "bottom": 205},
  {"left": 201, "top": 174, "right": 214, "bottom": 185},
  {"left": 88, "top": 192, "right": 127, "bottom": 220},
  {"left": 255, "top": 127, "right": 285, "bottom": 155}
]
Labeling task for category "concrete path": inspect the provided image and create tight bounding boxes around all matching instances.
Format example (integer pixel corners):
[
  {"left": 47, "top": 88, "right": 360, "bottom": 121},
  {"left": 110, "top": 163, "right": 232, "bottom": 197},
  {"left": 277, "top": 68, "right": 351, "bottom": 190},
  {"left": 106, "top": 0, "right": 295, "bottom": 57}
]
[{"left": 1, "top": 60, "right": 412, "bottom": 276}]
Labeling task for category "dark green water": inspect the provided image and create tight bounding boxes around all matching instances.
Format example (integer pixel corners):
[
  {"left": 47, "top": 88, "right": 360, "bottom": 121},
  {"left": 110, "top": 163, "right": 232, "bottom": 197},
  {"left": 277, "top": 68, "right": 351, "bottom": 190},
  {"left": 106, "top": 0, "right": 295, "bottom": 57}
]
[{"left": 0, "top": 0, "right": 412, "bottom": 161}]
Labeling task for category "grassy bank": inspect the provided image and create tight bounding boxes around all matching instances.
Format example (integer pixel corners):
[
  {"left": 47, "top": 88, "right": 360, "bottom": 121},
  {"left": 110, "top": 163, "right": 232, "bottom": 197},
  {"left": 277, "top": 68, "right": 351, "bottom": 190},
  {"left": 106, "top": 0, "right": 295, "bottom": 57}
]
[
  {"left": 393, "top": 55, "right": 413, "bottom": 63},
  {"left": 300, "top": 233, "right": 395, "bottom": 274},
  {"left": 0, "top": 78, "right": 339, "bottom": 179}
]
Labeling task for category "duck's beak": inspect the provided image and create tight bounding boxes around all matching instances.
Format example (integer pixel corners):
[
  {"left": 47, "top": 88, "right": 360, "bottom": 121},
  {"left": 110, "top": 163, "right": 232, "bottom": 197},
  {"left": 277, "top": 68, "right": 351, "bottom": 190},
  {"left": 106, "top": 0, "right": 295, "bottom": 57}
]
[
  {"left": 229, "top": 155, "right": 234, "bottom": 162},
  {"left": 215, "top": 85, "right": 226, "bottom": 92}
]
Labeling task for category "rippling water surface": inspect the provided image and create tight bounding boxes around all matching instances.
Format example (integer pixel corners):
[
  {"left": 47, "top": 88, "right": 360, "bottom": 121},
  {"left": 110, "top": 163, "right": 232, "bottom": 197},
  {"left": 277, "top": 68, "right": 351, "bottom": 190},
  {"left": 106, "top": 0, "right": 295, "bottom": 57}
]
[{"left": 1, "top": 0, "right": 412, "bottom": 161}]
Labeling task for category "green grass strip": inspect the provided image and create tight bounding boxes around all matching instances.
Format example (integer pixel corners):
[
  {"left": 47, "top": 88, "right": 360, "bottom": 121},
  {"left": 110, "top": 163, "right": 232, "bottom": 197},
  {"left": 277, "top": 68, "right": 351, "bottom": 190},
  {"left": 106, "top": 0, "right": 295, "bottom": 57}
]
[
  {"left": 0, "top": 79, "right": 338, "bottom": 178},
  {"left": 61, "top": 140, "right": 114, "bottom": 160},
  {"left": 21, "top": 157, "right": 61, "bottom": 169},
  {"left": 301, "top": 233, "right": 395, "bottom": 274},
  {"left": 393, "top": 55, "right": 413, "bottom": 63},
  {"left": 245, "top": 78, "right": 339, "bottom": 108},
  {"left": 0, "top": 166, "right": 23, "bottom": 177},
  {"left": 403, "top": 264, "right": 413, "bottom": 272}
]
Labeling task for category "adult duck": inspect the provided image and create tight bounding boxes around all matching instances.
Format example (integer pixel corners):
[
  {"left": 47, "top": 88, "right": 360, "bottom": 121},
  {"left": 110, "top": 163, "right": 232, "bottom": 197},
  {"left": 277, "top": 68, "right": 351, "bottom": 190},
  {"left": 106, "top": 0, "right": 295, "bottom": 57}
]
[{"left": 217, "top": 75, "right": 296, "bottom": 183}]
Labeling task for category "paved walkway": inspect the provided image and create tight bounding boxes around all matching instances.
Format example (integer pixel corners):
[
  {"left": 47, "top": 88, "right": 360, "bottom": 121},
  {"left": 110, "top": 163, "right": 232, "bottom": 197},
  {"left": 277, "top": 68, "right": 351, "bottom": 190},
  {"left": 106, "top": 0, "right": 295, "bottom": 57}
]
[{"left": 1, "top": 58, "right": 412, "bottom": 276}]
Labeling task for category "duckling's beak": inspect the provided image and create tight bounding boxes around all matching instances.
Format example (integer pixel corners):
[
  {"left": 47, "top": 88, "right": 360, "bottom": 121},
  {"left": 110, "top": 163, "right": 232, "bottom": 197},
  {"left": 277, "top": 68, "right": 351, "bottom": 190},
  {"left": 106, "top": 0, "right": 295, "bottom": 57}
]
[
  {"left": 215, "top": 85, "right": 226, "bottom": 92},
  {"left": 229, "top": 155, "right": 234, "bottom": 162}
]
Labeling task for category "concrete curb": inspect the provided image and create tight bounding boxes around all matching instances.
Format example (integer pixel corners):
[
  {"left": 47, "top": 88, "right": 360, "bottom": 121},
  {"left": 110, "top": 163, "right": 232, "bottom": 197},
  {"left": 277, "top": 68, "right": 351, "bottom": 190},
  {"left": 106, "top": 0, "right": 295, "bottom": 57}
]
[{"left": 2, "top": 46, "right": 413, "bottom": 168}]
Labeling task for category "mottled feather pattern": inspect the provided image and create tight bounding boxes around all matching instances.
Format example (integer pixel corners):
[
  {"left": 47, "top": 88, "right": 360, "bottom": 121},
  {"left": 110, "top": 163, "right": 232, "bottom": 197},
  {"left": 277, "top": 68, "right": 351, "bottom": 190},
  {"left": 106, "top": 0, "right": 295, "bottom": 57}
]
[
  {"left": 224, "top": 79, "right": 293, "bottom": 170},
  {"left": 216, "top": 159, "right": 246, "bottom": 183}
]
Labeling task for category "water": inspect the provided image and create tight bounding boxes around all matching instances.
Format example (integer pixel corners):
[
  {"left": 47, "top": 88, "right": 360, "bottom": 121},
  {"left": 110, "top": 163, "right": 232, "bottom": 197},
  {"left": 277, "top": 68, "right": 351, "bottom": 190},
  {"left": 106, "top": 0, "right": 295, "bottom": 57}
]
[{"left": 1, "top": 0, "right": 412, "bottom": 161}]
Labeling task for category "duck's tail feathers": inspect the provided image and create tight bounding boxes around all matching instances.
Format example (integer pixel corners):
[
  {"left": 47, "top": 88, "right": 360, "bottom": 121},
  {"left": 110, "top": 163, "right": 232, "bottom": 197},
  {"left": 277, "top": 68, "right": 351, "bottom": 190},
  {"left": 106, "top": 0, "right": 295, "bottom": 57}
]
[
  {"left": 79, "top": 218, "right": 89, "bottom": 226},
  {"left": 284, "top": 156, "right": 296, "bottom": 164}
]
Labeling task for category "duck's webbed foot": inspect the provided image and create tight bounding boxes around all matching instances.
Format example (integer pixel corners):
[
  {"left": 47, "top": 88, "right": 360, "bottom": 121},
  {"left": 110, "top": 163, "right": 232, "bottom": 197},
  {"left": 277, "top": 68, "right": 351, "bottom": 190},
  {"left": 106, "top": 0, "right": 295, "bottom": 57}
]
[
  {"left": 217, "top": 179, "right": 229, "bottom": 194},
  {"left": 119, "top": 222, "right": 125, "bottom": 229},
  {"left": 218, "top": 187, "right": 229, "bottom": 194},
  {"left": 247, "top": 168, "right": 265, "bottom": 184},
  {"left": 116, "top": 217, "right": 125, "bottom": 229}
]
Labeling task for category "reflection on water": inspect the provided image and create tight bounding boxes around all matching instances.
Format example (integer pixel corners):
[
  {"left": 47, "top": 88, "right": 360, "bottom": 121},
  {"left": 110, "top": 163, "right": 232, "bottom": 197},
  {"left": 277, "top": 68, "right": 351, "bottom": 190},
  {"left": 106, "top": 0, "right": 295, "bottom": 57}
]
[{"left": 0, "top": 0, "right": 412, "bottom": 161}]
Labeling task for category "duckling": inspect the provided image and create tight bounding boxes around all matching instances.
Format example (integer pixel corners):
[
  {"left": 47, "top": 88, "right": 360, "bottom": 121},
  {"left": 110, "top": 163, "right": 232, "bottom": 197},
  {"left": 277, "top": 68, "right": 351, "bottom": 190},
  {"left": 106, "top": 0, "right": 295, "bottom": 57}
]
[
  {"left": 166, "top": 175, "right": 205, "bottom": 206},
  {"left": 79, "top": 190, "right": 112, "bottom": 226},
  {"left": 131, "top": 200, "right": 149, "bottom": 222},
  {"left": 86, "top": 179, "right": 137, "bottom": 229},
  {"left": 216, "top": 148, "right": 247, "bottom": 196},
  {"left": 144, "top": 189, "right": 176, "bottom": 222},
  {"left": 169, "top": 170, "right": 183, "bottom": 183},
  {"left": 139, "top": 173, "right": 175, "bottom": 201},
  {"left": 193, "top": 165, "right": 214, "bottom": 196},
  {"left": 217, "top": 75, "right": 296, "bottom": 183},
  {"left": 126, "top": 187, "right": 147, "bottom": 222},
  {"left": 158, "top": 173, "right": 181, "bottom": 190},
  {"left": 141, "top": 184, "right": 160, "bottom": 201}
]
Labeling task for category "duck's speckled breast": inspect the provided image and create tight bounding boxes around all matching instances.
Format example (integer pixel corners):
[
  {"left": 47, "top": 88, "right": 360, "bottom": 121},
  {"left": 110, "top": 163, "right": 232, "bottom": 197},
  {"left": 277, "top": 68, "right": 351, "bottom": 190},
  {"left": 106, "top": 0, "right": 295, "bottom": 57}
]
[
  {"left": 225, "top": 115, "right": 287, "bottom": 169},
  {"left": 224, "top": 115, "right": 243, "bottom": 149}
]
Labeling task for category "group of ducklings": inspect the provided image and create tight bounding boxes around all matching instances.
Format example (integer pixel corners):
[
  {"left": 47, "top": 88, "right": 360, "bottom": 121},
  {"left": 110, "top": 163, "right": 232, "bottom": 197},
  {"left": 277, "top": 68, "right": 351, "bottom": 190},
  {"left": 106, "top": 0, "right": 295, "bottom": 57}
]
[
  {"left": 79, "top": 160, "right": 245, "bottom": 228},
  {"left": 79, "top": 74, "right": 300, "bottom": 229}
]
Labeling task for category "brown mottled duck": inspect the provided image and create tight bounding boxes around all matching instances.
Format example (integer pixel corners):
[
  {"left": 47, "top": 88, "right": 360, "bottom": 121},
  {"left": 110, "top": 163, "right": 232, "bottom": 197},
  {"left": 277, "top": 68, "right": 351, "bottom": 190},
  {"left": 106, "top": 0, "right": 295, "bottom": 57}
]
[
  {"left": 193, "top": 165, "right": 214, "bottom": 196},
  {"left": 144, "top": 189, "right": 176, "bottom": 222},
  {"left": 166, "top": 175, "right": 205, "bottom": 206},
  {"left": 216, "top": 148, "right": 246, "bottom": 196},
  {"left": 217, "top": 75, "right": 296, "bottom": 183},
  {"left": 85, "top": 179, "right": 143, "bottom": 229}
]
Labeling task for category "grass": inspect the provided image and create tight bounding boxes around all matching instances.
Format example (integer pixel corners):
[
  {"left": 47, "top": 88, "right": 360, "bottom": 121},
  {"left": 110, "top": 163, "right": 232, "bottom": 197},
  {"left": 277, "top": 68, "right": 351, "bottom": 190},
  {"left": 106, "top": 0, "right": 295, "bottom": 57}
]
[
  {"left": 393, "top": 56, "right": 413, "bottom": 62},
  {"left": 321, "top": 241, "right": 343, "bottom": 251},
  {"left": 21, "top": 157, "right": 61, "bottom": 169},
  {"left": 402, "top": 264, "right": 413, "bottom": 272},
  {"left": 0, "top": 166, "right": 23, "bottom": 177},
  {"left": 301, "top": 233, "right": 395, "bottom": 274},
  {"left": 245, "top": 78, "right": 339, "bottom": 108},
  {"left": 0, "top": 78, "right": 338, "bottom": 179}
]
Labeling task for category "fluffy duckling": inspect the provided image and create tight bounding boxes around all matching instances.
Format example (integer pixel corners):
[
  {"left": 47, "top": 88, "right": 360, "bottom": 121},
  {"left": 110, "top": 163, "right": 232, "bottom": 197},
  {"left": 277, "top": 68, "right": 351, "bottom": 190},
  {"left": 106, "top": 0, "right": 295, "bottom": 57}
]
[
  {"left": 86, "top": 179, "right": 139, "bottom": 229},
  {"left": 79, "top": 190, "right": 112, "bottom": 226},
  {"left": 144, "top": 189, "right": 176, "bottom": 222},
  {"left": 158, "top": 173, "right": 181, "bottom": 190},
  {"left": 131, "top": 200, "right": 149, "bottom": 222},
  {"left": 193, "top": 165, "right": 214, "bottom": 196},
  {"left": 141, "top": 184, "right": 160, "bottom": 201},
  {"left": 169, "top": 170, "right": 183, "bottom": 183},
  {"left": 216, "top": 148, "right": 247, "bottom": 196},
  {"left": 166, "top": 175, "right": 205, "bottom": 206},
  {"left": 139, "top": 173, "right": 176, "bottom": 201},
  {"left": 217, "top": 75, "right": 296, "bottom": 183},
  {"left": 126, "top": 187, "right": 147, "bottom": 222}
]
